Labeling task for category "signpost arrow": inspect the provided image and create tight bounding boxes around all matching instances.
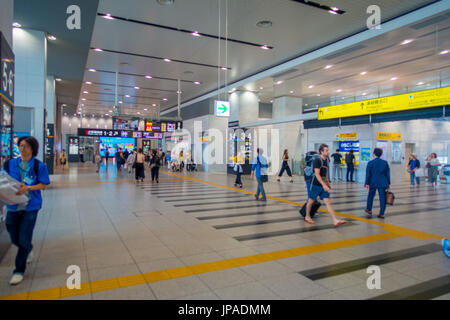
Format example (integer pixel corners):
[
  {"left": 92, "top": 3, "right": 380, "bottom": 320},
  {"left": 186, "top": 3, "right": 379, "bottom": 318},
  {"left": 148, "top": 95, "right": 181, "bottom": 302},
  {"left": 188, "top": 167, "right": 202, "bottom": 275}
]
[{"left": 218, "top": 104, "right": 228, "bottom": 114}]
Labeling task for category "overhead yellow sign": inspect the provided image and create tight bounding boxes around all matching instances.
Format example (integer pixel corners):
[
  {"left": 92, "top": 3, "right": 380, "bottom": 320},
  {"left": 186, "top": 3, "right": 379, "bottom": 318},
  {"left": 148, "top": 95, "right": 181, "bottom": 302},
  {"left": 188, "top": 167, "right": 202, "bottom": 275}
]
[
  {"left": 334, "top": 132, "right": 357, "bottom": 141},
  {"left": 377, "top": 132, "right": 402, "bottom": 141},
  {"left": 318, "top": 86, "right": 450, "bottom": 120}
]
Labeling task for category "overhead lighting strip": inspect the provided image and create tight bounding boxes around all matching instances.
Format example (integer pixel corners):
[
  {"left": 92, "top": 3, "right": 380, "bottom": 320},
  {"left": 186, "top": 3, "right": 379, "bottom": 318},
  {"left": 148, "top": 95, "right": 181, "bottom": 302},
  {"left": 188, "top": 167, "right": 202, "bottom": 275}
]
[
  {"left": 290, "top": 0, "right": 345, "bottom": 14},
  {"left": 85, "top": 68, "right": 199, "bottom": 83},
  {"left": 90, "top": 47, "right": 231, "bottom": 70},
  {"left": 97, "top": 13, "right": 273, "bottom": 50}
]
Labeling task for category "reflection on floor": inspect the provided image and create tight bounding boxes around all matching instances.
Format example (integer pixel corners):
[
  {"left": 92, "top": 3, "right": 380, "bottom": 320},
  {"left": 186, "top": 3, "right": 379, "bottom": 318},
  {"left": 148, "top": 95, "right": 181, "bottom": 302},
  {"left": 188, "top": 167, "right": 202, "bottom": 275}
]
[{"left": 0, "top": 163, "right": 449, "bottom": 300}]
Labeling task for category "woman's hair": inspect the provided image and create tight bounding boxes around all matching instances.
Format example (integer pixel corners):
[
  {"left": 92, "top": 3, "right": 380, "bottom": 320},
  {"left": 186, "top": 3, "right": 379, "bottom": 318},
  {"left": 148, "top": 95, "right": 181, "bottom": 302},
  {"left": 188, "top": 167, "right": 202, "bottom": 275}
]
[
  {"left": 431, "top": 153, "right": 437, "bottom": 158},
  {"left": 18, "top": 136, "right": 39, "bottom": 157},
  {"left": 138, "top": 148, "right": 143, "bottom": 153},
  {"left": 283, "top": 149, "right": 288, "bottom": 155}
]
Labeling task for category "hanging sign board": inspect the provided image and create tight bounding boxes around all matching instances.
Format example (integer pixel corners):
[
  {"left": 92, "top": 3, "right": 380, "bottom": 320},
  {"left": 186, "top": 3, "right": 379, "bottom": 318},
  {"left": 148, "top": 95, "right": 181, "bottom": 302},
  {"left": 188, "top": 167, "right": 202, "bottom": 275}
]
[
  {"left": 214, "top": 100, "right": 230, "bottom": 117},
  {"left": 334, "top": 133, "right": 358, "bottom": 141},
  {"left": 376, "top": 132, "right": 402, "bottom": 141}
]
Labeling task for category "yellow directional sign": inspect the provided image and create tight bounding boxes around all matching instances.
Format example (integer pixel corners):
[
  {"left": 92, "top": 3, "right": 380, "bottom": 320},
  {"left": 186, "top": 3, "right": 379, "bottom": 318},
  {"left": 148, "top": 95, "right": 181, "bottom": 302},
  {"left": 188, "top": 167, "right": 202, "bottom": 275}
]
[
  {"left": 334, "top": 133, "right": 357, "bottom": 141},
  {"left": 376, "top": 132, "right": 402, "bottom": 141},
  {"left": 318, "top": 86, "right": 450, "bottom": 120}
]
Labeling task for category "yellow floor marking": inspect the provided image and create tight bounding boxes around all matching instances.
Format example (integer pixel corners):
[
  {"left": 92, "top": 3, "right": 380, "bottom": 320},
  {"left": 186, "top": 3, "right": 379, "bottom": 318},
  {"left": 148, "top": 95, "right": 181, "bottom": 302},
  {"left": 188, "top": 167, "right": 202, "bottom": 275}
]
[
  {"left": 0, "top": 232, "right": 399, "bottom": 300},
  {"left": 50, "top": 178, "right": 176, "bottom": 186},
  {"left": 162, "top": 171, "right": 446, "bottom": 240}
]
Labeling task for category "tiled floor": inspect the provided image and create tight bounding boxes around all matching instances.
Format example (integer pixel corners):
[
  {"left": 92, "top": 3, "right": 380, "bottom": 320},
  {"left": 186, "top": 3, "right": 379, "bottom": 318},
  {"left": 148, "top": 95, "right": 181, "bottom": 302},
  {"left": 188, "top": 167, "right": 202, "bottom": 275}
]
[{"left": 0, "top": 163, "right": 448, "bottom": 300}]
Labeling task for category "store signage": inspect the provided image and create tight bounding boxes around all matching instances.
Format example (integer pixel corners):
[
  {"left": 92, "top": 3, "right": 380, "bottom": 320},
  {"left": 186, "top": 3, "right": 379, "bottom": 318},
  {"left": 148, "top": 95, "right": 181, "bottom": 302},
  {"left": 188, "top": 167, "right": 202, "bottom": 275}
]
[
  {"left": 334, "top": 132, "right": 358, "bottom": 141},
  {"left": 214, "top": 100, "right": 230, "bottom": 117},
  {"left": 376, "top": 132, "right": 402, "bottom": 141},
  {"left": 77, "top": 128, "right": 164, "bottom": 139},
  {"left": 68, "top": 137, "right": 79, "bottom": 155},
  {"left": 146, "top": 121, "right": 153, "bottom": 131},
  {"left": 1, "top": 33, "right": 14, "bottom": 105},
  {"left": 145, "top": 121, "right": 179, "bottom": 132},
  {"left": 318, "top": 86, "right": 450, "bottom": 120},
  {"left": 339, "top": 141, "right": 360, "bottom": 152}
]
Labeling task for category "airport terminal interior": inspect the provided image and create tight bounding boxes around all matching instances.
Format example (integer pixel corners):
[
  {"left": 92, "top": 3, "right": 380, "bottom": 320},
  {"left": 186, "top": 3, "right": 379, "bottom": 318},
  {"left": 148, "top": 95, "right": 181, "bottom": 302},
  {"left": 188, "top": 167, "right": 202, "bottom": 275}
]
[{"left": 0, "top": 0, "right": 449, "bottom": 302}]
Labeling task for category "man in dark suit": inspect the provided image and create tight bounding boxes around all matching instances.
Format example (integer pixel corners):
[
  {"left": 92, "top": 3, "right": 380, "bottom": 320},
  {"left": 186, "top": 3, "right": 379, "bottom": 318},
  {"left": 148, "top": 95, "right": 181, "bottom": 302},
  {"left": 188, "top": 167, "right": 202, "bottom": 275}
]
[{"left": 365, "top": 148, "right": 390, "bottom": 219}]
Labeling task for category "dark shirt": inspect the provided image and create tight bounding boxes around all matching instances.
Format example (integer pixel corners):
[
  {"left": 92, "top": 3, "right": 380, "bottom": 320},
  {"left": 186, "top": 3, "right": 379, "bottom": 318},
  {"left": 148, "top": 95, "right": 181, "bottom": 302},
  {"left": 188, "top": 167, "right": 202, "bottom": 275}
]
[
  {"left": 312, "top": 157, "right": 328, "bottom": 186},
  {"left": 345, "top": 153, "right": 355, "bottom": 166},
  {"left": 331, "top": 153, "right": 343, "bottom": 165}
]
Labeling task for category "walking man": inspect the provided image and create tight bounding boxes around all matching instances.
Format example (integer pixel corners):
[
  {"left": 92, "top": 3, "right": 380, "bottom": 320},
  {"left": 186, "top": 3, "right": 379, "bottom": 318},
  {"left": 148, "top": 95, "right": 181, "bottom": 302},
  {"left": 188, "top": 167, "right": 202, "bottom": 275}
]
[
  {"left": 365, "top": 148, "right": 390, "bottom": 219},
  {"left": 304, "top": 144, "right": 346, "bottom": 227},
  {"left": 251, "top": 148, "right": 269, "bottom": 201},
  {"left": 345, "top": 150, "right": 355, "bottom": 182}
]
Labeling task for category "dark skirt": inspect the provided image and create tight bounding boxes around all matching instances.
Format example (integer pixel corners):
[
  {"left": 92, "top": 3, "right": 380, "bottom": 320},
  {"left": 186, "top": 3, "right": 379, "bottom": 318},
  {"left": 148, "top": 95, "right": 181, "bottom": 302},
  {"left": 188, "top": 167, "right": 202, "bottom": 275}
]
[{"left": 135, "top": 163, "right": 145, "bottom": 180}]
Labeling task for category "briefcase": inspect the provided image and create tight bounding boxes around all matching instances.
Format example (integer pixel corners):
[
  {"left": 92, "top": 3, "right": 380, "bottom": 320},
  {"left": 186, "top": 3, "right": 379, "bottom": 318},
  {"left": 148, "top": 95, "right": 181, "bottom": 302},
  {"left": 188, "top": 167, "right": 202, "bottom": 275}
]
[{"left": 385, "top": 190, "right": 395, "bottom": 205}]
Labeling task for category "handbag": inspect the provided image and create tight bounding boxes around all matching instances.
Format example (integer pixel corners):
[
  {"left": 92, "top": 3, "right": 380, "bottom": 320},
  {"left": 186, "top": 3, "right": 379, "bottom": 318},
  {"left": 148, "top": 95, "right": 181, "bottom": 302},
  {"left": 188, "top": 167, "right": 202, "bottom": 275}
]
[
  {"left": 257, "top": 156, "right": 268, "bottom": 183},
  {"left": 385, "top": 189, "right": 395, "bottom": 205}
]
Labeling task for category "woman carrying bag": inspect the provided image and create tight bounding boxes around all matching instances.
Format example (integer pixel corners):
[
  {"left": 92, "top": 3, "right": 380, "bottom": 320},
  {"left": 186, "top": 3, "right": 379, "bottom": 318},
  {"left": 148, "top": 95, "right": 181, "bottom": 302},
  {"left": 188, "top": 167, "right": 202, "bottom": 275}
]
[{"left": 150, "top": 150, "right": 161, "bottom": 183}]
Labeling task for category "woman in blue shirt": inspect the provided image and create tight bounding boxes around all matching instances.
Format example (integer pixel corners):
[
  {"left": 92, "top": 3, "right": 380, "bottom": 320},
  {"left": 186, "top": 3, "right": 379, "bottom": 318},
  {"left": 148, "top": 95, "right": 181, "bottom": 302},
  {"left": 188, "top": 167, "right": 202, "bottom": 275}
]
[{"left": 3, "top": 136, "right": 50, "bottom": 285}]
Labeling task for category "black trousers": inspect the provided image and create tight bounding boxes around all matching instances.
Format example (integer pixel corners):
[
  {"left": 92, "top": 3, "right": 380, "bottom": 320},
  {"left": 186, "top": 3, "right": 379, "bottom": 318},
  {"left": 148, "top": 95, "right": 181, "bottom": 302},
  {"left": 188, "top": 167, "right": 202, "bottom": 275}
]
[
  {"left": 151, "top": 167, "right": 160, "bottom": 181},
  {"left": 278, "top": 161, "right": 292, "bottom": 177},
  {"left": 346, "top": 164, "right": 354, "bottom": 181}
]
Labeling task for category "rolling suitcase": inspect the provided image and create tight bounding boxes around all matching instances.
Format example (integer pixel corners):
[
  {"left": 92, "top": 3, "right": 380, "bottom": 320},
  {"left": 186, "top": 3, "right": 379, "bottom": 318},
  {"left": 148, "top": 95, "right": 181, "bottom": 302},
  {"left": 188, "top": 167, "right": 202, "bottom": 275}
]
[{"left": 299, "top": 200, "right": 321, "bottom": 218}]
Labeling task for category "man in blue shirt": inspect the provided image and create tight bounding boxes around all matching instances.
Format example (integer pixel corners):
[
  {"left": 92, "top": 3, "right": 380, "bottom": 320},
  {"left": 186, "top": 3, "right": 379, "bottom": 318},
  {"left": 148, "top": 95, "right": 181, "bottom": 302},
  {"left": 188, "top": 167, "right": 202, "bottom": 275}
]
[
  {"left": 251, "top": 148, "right": 269, "bottom": 201},
  {"left": 3, "top": 136, "right": 50, "bottom": 285},
  {"left": 365, "top": 148, "right": 390, "bottom": 219}
]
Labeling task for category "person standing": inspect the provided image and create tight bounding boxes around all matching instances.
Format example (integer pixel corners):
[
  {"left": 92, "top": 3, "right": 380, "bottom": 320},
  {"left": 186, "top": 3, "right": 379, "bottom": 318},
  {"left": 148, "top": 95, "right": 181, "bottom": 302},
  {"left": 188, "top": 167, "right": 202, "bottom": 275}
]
[
  {"left": 277, "top": 149, "right": 293, "bottom": 183},
  {"left": 79, "top": 148, "right": 84, "bottom": 163},
  {"left": 105, "top": 148, "right": 110, "bottom": 169},
  {"left": 165, "top": 151, "right": 171, "bottom": 169},
  {"left": 364, "top": 148, "right": 390, "bottom": 219},
  {"left": 304, "top": 144, "right": 346, "bottom": 227},
  {"left": 330, "top": 149, "right": 343, "bottom": 181},
  {"left": 3, "top": 136, "right": 50, "bottom": 285},
  {"left": 251, "top": 148, "right": 269, "bottom": 201},
  {"left": 426, "top": 153, "right": 440, "bottom": 188},
  {"left": 345, "top": 150, "right": 356, "bottom": 182},
  {"left": 179, "top": 150, "right": 184, "bottom": 171},
  {"left": 135, "top": 148, "right": 145, "bottom": 183},
  {"left": 126, "top": 149, "right": 136, "bottom": 174},
  {"left": 234, "top": 162, "right": 243, "bottom": 188},
  {"left": 407, "top": 154, "right": 420, "bottom": 186},
  {"left": 95, "top": 150, "right": 102, "bottom": 173},
  {"left": 59, "top": 149, "right": 67, "bottom": 171},
  {"left": 150, "top": 150, "right": 161, "bottom": 183}
]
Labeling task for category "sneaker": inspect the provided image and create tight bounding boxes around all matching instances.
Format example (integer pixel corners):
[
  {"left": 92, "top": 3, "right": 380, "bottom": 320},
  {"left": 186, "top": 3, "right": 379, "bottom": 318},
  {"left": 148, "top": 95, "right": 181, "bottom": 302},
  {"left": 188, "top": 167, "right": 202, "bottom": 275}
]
[
  {"left": 27, "top": 250, "right": 33, "bottom": 264},
  {"left": 9, "top": 273, "right": 24, "bottom": 285},
  {"left": 442, "top": 239, "right": 450, "bottom": 258},
  {"left": 254, "top": 195, "right": 259, "bottom": 201}
]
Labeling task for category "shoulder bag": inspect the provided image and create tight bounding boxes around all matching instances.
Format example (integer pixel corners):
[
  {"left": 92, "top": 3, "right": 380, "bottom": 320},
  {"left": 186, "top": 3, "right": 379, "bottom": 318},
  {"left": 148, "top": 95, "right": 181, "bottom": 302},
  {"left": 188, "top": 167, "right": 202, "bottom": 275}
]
[{"left": 257, "top": 156, "right": 268, "bottom": 183}]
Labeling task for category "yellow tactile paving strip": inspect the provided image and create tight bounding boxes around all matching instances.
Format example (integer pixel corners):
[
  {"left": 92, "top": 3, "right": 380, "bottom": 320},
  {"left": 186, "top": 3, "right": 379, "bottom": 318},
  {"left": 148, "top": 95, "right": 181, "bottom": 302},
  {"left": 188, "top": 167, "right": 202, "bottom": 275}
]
[
  {"left": 50, "top": 178, "right": 178, "bottom": 186},
  {"left": 0, "top": 232, "right": 400, "bottom": 300},
  {"left": 0, "top": 171, "right": 445, "bottom": 300},
  {"left": 163, "top": 171, "right": 446, "bottom": 240}
]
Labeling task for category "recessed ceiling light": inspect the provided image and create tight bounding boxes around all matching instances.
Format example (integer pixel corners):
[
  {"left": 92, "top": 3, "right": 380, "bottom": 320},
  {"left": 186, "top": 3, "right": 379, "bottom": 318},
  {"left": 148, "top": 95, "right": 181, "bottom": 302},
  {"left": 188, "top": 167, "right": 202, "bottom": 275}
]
[
  {"left": 82, "top": 98, "right": 86, "bottom": 101},
  {"left": 12, "top": 22, "right": 22, "bottom": 28},
  {"left": 221, "top": 67, "right": 228, "bottom": 71},
  {"left": 325, "top": 65, "right": 333, "bottom": 69},
  {"left": 176, "top": 90, "right": 182, "bottom": 94},
  {"left": 103, "top": 14, "right": 114, "bottom": 20},
  {"left": 157, "top": 0, "right": 175, "bottom": 5},
  {"left": 125, "top": 95, "right": 130, "bottom": 98},
  {"left": 256, "top": 20, "right": 273, "bottom": 28},
  {"left": 290, "top": 90, "right": 294, "bottom": 94},
  {"left": 194, "top": 81, "right": 200, "bottom": 85},
  {"left": 94, "top": 48, "right": 103, "bottom": 52},
  {"left": 144, "top": 108, "right": 148, "bottom": 111},
  {"left": 85, "top": 81, "right": 92, "bottom": 84},
  {"left": 83, "top": 91, "right": 88, "bottom": 94},
  {"left": 331, "top": 6, "right": 339, "bottom": 11},
  {"left": 163, "top": 98, "right": 168, "bottom": 101},
  {"left": 119, "top": 101, "right": 123, "bottom": 104},
  {"left": 328, "top": 10, "right": 338, "bottom": 15},
  {"left": 137, "top": 112, "right": 141, "bottom": 115},
  {"left": 391, "top": 77, "right": 398, "bottom": 81},
  {"left": 336, "top": 89, "right": 342, "bottom": 92},
  {"left": 81, "top": 104, "right": 84, "bottom": 106},
  {"left": 362, "top": 92, "right": 367, "bottom": 96},
  {"left": 152, "top": 104, "right": 157, "bottom": 107},
  {"left": 360, "top": 71, "right": 367, "bottom": 75},
  {"left": 192, "top": 31, "right": 201, "bottom": 37},
  {"left": 440, "top": 50, "right": 449, "bottom": 55},
  {"left": 270, "top": 100, "right": 273, "bottom": 103},
  {"left": 259, "top": 87, "right": 263, "bottom": 90},
  {"left": 261, "top": 45, "right": 270, "bottom": 50},
  {"left": 109, "top": 110, "right": 112, "bottom": 112},
  {"left": 308, "top": 85, "right": 314, "bottom": 89},
  {"left": 55, "top": 78, "right": 62, "bottom": 82},
  {"left": 145, "top": 75, "right": 152, "bottom": 79},
  {"left": 400, "top": 39, "right": 414, "bottom": 45},
  {"left": 275, "top": 80, "right": 283, "bottom": 85},
  {"left": 164, "top": 58, "right": 171, "bottom": 62},
  {"left": 417, "top": 82, "right": 424, "bottom": 85},
  {"left": 134, "top": 86, "right": 140, "bottom": 89},
  {"left": 88, "top": 69, "right": 96, "bottom": 72},
  {"left": 317, "top": 94, "right": 321, "bottom": 96},
  {"left": 47, "top": 35, "right": 56, "bottom": 41}
]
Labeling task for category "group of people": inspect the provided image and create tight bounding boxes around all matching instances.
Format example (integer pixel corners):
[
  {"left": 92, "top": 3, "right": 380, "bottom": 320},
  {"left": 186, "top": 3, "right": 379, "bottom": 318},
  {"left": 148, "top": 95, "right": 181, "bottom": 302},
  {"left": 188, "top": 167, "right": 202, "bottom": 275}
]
[
  {"left": 407, "top": 153, "right": 441, "bottom": 188},
  {"left": 125, "top": 148, "right": 164, "bottom": 183},
  {"left": 330, "top": 149, "right": 356, "bottom": 182}
]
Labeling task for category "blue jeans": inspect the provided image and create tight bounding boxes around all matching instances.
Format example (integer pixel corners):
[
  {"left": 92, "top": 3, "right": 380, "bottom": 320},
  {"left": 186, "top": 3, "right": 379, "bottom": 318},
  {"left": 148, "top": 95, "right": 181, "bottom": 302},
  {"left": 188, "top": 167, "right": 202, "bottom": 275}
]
[
  {"left": 366, "top": 188, "right": 386, "bottom": 216},
  {"left": 346, "top": 164, "right": 354, "bottom": 182},
  {"left": 306, "top": 181, "right": 311, "bottom": 199},
  {"left": 5, "top": 210, "right": 39, "bottom": 274},
  {"left": 410, "top": 172, "right": 420, "bottom": 185},
  {"left": 256, "top": 178, "right": 266, "bottom": 200},
  {"left": 235, "top": 171, "right": 242, "bottom": 185}
]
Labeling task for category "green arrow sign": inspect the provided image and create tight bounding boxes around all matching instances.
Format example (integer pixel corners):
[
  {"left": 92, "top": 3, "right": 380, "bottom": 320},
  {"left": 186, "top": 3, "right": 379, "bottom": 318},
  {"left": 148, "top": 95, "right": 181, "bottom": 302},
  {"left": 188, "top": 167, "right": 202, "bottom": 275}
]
[{"left": 218, "top": 104, "right": 228, "bottom": 113}]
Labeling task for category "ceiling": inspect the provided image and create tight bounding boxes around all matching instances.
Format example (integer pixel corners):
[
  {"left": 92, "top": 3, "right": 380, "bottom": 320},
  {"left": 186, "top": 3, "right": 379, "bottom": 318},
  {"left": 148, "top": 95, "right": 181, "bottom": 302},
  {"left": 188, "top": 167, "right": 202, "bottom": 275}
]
[
  {"left": 13, "top": 0, "right": 99, "bottom": 114},
  {"left": 243, "top": 10, "right": 450, "bottom": 111},
  {"left": 79, "top": 0, "right": 439, "bottom": 118}
]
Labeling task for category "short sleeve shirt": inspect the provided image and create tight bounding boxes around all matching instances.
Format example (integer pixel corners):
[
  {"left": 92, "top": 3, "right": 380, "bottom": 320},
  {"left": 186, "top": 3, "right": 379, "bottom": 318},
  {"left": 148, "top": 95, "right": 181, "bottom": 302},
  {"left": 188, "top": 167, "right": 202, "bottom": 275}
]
[
  {"left": 331, "top": 153, "right": 342, "bottom": 165},
  {"left": 312, "top": 157, "right": 328, "bottom": 186}
]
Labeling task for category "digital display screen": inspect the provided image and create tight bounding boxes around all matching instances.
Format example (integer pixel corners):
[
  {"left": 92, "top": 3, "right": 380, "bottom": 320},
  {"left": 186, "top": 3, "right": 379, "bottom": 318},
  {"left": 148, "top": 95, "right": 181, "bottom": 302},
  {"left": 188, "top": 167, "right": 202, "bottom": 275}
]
[
  {"left": 98, "top": 137, "right": 135, "bottom": 158},
  {"left": 339, "top": 141, "right": 360, "bottom": 152}
]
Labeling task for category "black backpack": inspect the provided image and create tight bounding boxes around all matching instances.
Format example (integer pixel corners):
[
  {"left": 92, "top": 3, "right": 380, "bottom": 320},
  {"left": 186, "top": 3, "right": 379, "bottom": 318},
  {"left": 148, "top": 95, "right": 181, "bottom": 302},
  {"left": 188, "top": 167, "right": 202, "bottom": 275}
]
[{"left": 3, "top": 158, "right": 40, "bottom": 181}]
